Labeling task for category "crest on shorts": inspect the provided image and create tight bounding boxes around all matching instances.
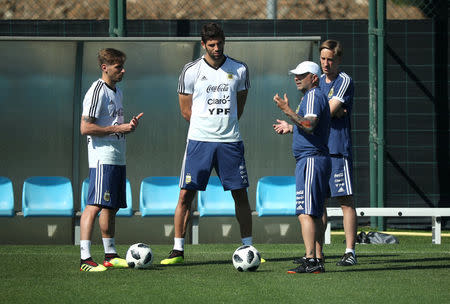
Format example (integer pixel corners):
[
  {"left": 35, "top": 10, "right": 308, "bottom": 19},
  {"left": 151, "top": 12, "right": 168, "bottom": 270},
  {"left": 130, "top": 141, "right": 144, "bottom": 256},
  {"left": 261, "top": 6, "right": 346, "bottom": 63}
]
[
  {"left": 186, "top": 174, "right": 191, "bottom": 184},
  {"left": 328, "top": 87, "right": 334, "bottom": 99},
  {"left": 104, "top": 190, "right": 111, "bottom": 202}
]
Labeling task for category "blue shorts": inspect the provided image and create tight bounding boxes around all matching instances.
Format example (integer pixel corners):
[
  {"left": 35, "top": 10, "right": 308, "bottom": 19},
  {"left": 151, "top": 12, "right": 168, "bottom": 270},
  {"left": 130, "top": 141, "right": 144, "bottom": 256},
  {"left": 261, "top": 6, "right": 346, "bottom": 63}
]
[
  {"left": 329, "top": 155, "right": 353, "bottom": 197},
  {"left": 87, "top": 164, "right": 126, "bottom": 209},
  {"left": 179, "top": 140, "right": 249, "bottom": 191},
  {"left": 295, "top": 155, "right": 331, "bottom": 217}
]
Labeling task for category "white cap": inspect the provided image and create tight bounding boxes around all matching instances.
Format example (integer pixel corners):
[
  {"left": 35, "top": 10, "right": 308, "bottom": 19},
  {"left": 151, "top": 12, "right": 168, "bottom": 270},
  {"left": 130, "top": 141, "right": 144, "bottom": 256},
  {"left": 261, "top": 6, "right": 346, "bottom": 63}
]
[{"left": 289, "top": 61, "right": 321, "bottom": 76}]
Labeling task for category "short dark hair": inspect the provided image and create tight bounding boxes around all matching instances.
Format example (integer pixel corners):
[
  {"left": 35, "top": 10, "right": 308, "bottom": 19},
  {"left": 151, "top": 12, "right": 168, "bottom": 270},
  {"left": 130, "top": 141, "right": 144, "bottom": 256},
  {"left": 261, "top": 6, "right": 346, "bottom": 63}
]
[
  {"left": 319, "top": 40, "right": 343, "bottom": 58},
  {"left": 97, "top": 48, "right": 126, "bottom": 69},
  {"left": 201, "top": 23, "right": 225, "bottom": 43}
]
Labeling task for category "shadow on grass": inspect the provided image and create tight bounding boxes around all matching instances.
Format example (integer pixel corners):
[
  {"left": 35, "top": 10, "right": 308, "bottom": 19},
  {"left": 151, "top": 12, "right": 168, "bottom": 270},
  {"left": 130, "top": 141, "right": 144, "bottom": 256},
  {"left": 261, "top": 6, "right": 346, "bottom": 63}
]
[
  {"left": 155, "top": 257, "right": 281, "bottom": 268},
  {"left": 138, "top": 254, "right": 450, "bottom": 273},
  {"left": 329, "top": 264, "right": 450, "bottom": 273},
  {"left": 267, "top": 254, "right": 400, "bottom": 263},
  {"left": 392, "top": 256, "right": 450, "bottom": 263},
  {"left": 325, "top": 255, "right": 450, "bottom": 273},
  {"left": 156, "top": 259, "right": 233, "bottom": 267},
  {"left": 152, "top": 253, "right": 406, "bottom": 268},
  {"left": 364, "top": 255, "right": 450, "bottom": 265}
]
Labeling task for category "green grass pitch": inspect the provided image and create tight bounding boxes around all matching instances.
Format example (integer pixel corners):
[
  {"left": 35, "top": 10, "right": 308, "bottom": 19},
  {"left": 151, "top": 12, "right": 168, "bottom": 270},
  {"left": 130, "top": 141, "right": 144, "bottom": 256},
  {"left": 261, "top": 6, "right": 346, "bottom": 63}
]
[{"left": 1, "top": 235, "right": 450, "bottom": 304}]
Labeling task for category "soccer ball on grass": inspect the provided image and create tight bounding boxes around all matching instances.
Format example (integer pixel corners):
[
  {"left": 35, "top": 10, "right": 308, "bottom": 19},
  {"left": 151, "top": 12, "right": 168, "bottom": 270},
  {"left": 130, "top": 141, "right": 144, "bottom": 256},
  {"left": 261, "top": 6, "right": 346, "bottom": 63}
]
[
  {"left": 232, "top": 245, "right": 261, "bottom": 272},
  {"left": 126, "top": 243, "right": 153, "bottom": 269}
]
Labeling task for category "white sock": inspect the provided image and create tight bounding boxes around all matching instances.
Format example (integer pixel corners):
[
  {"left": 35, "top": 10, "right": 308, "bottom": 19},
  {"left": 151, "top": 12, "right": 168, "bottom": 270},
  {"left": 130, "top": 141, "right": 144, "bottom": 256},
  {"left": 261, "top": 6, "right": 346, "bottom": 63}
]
[
  {"left": 80, "top": 240, "right": 91, "bottom": 260},
  {"left": 103, "top": 238, "right": 117, "bottom": 254},
  {"left": 241, "top": 237, "right": 253, "bottom": 246},
  {"left": 345, "top": 248, "right": 355, "bottom": 256},
  {"left": 173, "top": 238, "right": 185, "bottom": 251}
]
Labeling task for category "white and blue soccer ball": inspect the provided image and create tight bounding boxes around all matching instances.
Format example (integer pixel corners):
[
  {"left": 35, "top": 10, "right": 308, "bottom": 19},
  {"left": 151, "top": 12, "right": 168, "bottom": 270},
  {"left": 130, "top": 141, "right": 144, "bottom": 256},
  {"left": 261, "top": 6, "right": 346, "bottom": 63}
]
[
  {"left": 232, "top": 245, "right": 261, "bottom": 272},
  {"left": 126, "top": 243, "right": 153, "bottom": 269}
]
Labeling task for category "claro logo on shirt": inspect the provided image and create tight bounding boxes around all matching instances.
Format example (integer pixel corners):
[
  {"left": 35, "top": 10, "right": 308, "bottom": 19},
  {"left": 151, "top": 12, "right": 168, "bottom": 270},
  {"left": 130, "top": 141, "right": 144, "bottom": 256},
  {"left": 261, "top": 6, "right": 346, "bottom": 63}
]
[
  {"left": 207, "top": 94, "right": 231, "bottom": 115},
  {"left": 207, "top": 96, "right": 229, "bottom": 105}
]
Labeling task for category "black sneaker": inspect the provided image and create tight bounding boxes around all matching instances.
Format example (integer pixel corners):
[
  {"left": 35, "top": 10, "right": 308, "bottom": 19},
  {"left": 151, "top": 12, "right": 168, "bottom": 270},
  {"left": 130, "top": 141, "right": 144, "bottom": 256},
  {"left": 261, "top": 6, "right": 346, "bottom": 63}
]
[
  {"left": 293, "top": 254, "right": 325, "bottom": 264},
  {"left": 287, "top": 258, "right": 322, "bottom": 274},
  {"left": 160, "top": 250, "right": 184, "bottom": 265},
  {"left": 293, "top": 256, "right": 307, "bottom": 264},
  {"left": 317, "top": 258, "right": 325, "bottom": 272},
  {"left": 336, "top": 252, "right": 357, "bottom": 266}
]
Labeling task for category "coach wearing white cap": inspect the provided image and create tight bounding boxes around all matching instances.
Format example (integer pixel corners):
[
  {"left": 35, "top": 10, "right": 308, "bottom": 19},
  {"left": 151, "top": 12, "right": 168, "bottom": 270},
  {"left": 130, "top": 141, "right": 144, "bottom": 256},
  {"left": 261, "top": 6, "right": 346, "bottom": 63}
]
[
  {"left": 289, "top": 61, "right": 322, "bottom": 78},
  {"left": 273, "top": 60, "right": 331, "bottom": 274}
]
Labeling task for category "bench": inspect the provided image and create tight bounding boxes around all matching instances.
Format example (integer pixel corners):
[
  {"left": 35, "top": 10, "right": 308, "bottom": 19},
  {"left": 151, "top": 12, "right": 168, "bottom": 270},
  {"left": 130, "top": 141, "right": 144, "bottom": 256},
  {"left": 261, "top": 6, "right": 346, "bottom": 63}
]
[
  {"left": 0, "top": 177, "right": 14, "bottom": 217},
  {"left": 192, "top": 176, "right": 237, "bottom": 244},
  {"left": 255, "top": 177, "right": 450, "bottom": 245},
  {"left": 22, "top": 176, "right": 73, "bottom": 217},
  {"left": 326, "top": 207, "right": 450, "bottom": 244},
  {"left": 139, "top": 176, "right": 180, "bottom": 217},
  {"left": 8, "top": 175, "right": 450, "bottom": 245}
]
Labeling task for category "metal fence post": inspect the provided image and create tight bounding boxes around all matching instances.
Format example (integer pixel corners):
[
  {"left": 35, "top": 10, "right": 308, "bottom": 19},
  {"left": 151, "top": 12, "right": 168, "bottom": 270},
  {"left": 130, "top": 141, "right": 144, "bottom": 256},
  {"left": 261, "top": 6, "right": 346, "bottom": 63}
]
[
  {"left": 377, "top": 0, "right": 386, "bottom": 231},
  {"left": 72, "top": 41, "right": 83, "bottom": 245},
  {"left": 109, "top": 0, "right": 117, "bottom": 37},
  {"left": 266, "top": 0, "right": 277, "bottom": 19},
  {"left": 368, "top": 0, "right": 378, "bottom": 229},
  {"left": 109, "top": 0, "right": 126, "bottom": 37},
  {"left": 117, "top": 0, "right": 127, "bottom": 37}
]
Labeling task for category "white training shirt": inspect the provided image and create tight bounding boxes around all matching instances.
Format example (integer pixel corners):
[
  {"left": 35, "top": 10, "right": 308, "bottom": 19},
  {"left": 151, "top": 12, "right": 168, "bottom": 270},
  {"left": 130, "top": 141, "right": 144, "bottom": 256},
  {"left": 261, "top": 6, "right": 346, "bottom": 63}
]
[
  {"left": 177, "top": 55, "right": 250, "bottom": 142},
  {"left": 82, "top": 79, "right": 126, "bottom": 167}
]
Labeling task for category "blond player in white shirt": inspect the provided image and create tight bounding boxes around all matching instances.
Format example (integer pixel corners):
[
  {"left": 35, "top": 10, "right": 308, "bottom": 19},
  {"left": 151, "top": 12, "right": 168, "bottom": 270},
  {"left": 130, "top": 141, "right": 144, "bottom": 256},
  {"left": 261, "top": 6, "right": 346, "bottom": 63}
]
[{"left": 79, "top": 48, "right": 143, "bottom": 272}]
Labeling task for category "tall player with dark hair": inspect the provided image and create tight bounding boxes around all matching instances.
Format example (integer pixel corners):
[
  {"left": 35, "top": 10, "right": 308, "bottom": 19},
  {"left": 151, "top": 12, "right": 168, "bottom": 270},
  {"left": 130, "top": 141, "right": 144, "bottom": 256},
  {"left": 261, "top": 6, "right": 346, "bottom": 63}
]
[
  {"left": 79, "top": 48, "right": 143, "bottom": 272},
  {"left": 319, "top": 39, "right": 357, "bottom": 266},
  {"left": 161, "top": 23, "right": 255, "bottom": 265}
]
